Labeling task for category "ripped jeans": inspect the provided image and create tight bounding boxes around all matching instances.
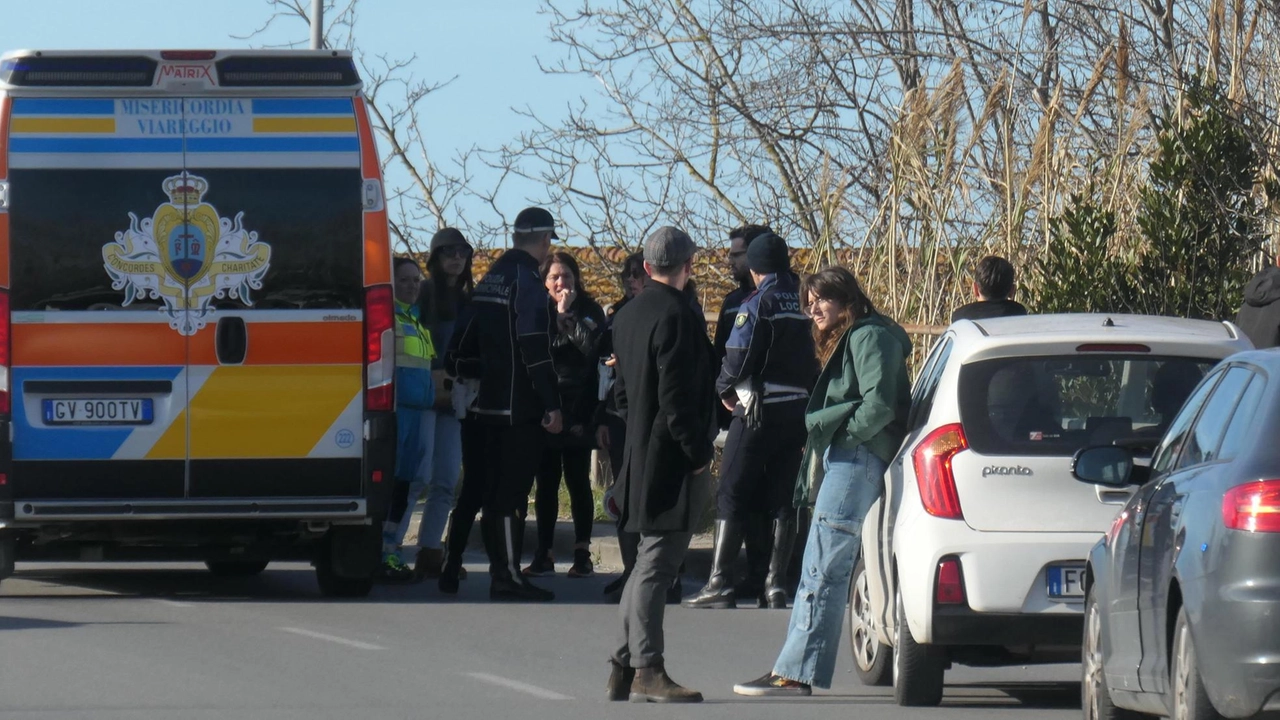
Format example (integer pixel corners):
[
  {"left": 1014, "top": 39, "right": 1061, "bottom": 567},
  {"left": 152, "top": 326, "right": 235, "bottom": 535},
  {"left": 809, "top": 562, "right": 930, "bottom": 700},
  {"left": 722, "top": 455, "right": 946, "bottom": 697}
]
[{"left": 772, "top": 443, "right": 886, "bottom": 689}]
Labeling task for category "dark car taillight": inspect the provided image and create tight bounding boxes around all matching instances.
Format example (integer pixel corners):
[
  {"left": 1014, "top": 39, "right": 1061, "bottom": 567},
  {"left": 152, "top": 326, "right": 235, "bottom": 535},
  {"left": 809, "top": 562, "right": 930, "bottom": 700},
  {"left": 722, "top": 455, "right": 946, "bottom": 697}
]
[
  {"left": 914, "top": 423, "right": 967, "bottom": 519},
  {"left": 1222, "top": 480, "right": 1280, "bottom": 533}
]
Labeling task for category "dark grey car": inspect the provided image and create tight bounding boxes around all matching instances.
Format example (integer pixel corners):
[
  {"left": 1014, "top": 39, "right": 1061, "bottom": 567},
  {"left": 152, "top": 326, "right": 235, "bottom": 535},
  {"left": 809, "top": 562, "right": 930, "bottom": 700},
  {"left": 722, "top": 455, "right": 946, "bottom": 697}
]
[{"left": 1074, "top": 350, "right": 1280, "bottom": 720}]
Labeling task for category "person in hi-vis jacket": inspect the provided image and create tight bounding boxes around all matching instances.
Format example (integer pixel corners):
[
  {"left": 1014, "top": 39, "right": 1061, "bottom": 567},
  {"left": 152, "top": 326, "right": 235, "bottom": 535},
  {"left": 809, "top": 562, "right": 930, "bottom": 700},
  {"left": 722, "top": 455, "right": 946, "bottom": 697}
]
[{"left": 381, "top": 257, "right": 436, "bottom": 582}]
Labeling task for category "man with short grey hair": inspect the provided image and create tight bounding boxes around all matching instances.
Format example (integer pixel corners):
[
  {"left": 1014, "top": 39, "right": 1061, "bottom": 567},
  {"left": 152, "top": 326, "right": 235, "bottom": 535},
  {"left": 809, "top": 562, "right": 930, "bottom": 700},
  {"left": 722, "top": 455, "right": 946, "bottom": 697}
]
[{"left": 606, "top": 226, "right": 717, "bottom": 703}]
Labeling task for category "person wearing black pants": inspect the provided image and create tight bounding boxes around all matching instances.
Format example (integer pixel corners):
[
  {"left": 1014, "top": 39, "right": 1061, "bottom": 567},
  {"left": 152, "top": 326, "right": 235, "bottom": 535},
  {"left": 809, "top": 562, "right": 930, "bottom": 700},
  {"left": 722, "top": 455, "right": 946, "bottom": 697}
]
[
  {"left": 440, "top": 207, "right": 564, "bottom": 602},
  {"left": 683, "top": 233, "right": 818, "bottom": 610},
  {"left": 530, "top": 441, "right": 595, "bottom": 574},
  {"left": 525, "top": 251, "right": 606, "bottom": 578},
  {"left": 713, "top": 401, "right": 808, "bottom": 604},
  {"left": 437, "top": 414, "right": 483, "bottom": 594},
  {"left": 714, "top": 224, "right": 774, "bottom": 600}
]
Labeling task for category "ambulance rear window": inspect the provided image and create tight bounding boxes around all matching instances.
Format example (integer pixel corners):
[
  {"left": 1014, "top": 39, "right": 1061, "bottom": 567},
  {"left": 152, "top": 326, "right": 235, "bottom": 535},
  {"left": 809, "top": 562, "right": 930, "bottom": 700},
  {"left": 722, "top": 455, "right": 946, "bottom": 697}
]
[{"left": 9, "top": 168, "right": 364, "bottom": 312}]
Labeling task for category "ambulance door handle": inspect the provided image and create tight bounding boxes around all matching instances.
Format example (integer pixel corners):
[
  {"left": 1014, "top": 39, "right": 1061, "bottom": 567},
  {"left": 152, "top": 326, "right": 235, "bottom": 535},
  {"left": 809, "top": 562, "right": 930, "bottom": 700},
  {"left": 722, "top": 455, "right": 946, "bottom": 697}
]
[{"left": 215, "top": 316, "right": 247, "bottom": 365}]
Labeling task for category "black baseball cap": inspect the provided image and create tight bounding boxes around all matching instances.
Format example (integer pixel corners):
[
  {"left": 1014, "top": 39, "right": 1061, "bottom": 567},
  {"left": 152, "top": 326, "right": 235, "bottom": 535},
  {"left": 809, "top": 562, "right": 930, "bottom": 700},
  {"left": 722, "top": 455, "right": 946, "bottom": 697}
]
[{"left": 514, "top": 206, "right": 558, "bottom": 239}]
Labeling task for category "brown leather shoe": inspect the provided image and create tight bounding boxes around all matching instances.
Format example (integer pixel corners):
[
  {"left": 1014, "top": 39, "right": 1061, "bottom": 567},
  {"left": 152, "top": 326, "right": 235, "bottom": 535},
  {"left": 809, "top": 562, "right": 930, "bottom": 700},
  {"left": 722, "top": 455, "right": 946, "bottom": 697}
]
[
  {"left": 414, "top": 548, "right": 445, "bottom": 580},
  {"left": 606, "top": 660, "right": 635, "bottom": 701},
  {"left": 628, "top": 664, "right": 703, "bottom": 703}
]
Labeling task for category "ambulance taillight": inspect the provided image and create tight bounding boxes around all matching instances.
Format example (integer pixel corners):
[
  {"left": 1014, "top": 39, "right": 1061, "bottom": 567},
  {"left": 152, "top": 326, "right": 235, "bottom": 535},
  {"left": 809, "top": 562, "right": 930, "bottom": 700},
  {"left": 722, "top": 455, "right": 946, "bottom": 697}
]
[
  {"left": 0, "top": 289, "right": 10, "bottom": 415},
  {"left": 364, "top": 285, "right": 395, "bottom": 412}
]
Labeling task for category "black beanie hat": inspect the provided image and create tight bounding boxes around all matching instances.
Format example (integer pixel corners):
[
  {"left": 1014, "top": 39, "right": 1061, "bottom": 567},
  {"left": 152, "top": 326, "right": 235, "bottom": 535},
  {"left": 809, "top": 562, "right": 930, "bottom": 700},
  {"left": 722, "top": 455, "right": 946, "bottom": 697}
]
[{"left": 746, "top": 232, "right": 790, "bottom": 274}]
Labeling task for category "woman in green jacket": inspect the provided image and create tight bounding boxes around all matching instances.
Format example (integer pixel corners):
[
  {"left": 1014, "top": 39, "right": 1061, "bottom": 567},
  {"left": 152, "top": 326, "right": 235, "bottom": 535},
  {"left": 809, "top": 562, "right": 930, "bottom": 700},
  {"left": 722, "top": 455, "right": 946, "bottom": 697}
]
[{"left": 734, "top": 266, "right": 912, "bottom": 697}]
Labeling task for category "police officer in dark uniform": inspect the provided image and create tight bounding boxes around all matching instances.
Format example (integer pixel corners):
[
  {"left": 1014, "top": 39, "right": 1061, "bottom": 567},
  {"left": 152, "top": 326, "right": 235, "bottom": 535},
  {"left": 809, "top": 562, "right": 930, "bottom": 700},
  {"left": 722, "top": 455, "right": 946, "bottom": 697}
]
[
  {"left": 684, "top": 233, "right": 817, "bottom": 609},
  {"left": 442, "top": 207, "right": 562, "bottom": 602},
  {"left": 714, "top": 225, "right": 773, "bottom": 376},
  {"left": 714, "top": 224, "right": 774, "bottom": 597}
]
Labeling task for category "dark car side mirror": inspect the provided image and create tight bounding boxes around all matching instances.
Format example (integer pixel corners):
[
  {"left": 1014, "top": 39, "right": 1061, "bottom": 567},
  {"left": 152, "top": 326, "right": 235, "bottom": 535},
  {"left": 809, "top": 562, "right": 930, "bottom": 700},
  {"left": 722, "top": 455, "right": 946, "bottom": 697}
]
[{"left": 1072, "top": 446, "right": 1135, "bottom": 487}]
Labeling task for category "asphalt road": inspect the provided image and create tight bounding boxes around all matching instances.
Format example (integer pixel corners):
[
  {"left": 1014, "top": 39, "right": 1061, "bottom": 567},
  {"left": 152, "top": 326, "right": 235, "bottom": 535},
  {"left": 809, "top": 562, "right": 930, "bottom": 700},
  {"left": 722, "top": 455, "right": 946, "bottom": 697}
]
[{"left": 0, "top": 559, "right": 1083, "bottom": 720}]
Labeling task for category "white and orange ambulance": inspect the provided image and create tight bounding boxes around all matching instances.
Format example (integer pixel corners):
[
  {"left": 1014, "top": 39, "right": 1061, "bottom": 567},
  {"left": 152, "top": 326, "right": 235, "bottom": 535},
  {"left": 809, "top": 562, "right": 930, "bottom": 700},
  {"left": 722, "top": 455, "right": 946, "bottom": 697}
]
[{"left": 0, "top": 50, "right": 397, "bottom": 596}]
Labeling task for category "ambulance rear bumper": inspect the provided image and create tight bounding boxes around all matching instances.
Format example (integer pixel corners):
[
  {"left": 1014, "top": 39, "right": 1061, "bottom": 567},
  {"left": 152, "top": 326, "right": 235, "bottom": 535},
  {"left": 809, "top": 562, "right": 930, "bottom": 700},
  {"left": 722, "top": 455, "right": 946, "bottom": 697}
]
[{"left": 8, "top": 498, "right": 368, "bottom": 523}]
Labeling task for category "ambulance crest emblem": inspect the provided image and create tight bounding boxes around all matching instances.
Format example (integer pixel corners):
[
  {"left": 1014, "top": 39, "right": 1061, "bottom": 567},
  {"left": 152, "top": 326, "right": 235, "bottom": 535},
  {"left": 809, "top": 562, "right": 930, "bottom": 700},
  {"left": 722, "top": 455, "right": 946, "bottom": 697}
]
[{"left": 103, "top": 172, "right": 272, "bottom": 336}]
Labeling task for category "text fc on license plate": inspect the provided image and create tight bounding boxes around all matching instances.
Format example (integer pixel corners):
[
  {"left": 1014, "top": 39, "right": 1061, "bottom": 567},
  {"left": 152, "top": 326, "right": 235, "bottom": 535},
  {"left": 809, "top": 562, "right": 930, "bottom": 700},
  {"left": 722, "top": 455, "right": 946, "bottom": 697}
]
[{"left": 1047, "top": 564, "right": 1086, "bottom": 600}]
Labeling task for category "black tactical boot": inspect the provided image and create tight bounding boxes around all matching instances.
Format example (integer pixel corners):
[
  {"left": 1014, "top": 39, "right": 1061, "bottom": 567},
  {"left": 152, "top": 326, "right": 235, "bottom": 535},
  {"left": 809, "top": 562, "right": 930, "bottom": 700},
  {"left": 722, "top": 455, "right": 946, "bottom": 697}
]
[
  {"left": 735, "top": 513, "right": 768, "bottom": 603},
  {"left": 681, "top": 519, "right": 742, "bottom": 609},
  {"left": 488, "top": 515, "right": 554, "bottom": 602},
  {"left": 762, "top": 515, "right": 796, "bottom": 609}
]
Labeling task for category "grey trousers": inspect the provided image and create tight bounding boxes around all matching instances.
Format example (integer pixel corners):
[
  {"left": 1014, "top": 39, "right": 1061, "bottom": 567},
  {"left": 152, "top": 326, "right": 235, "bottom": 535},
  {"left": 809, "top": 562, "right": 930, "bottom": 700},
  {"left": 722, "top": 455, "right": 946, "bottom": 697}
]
[{"left": 613, "top": 530, "right": 693, "bottom": 669}]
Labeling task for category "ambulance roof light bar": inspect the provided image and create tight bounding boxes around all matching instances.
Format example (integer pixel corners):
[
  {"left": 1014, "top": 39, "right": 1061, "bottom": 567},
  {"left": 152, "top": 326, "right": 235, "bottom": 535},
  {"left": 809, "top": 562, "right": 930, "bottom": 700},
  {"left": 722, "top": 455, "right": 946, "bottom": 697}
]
[
  {"left": 0, "top": 51, "right": 360, "bottom": 88},
  {"left": 1, "top": 55, "right": 156, "bottom": 87}
]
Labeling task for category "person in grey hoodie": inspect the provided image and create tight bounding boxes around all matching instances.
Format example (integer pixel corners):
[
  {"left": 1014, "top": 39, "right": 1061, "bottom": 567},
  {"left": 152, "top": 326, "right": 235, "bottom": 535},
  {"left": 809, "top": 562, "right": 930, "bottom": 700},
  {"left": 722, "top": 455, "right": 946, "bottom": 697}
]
[{"left": 1236, "top": 259, "right": 1280, "bottom": 349}]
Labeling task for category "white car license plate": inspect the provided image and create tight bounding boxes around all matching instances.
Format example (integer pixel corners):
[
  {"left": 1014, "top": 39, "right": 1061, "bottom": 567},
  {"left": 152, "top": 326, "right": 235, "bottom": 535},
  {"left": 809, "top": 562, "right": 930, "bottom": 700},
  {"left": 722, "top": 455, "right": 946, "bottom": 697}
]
[
  {"left": 1047, "top": 564, "right": 1086, "bottom": 600},
  {"left": 43, "top": 399, "right": 154, "bottom": 426}
]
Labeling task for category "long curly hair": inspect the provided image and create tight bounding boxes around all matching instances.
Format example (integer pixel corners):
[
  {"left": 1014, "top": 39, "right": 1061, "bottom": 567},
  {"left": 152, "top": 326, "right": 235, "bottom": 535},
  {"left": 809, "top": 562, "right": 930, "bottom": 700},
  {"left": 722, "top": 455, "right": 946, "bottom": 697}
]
[{"left": 802, "top": 266, "right": 876, "bottom": 365}]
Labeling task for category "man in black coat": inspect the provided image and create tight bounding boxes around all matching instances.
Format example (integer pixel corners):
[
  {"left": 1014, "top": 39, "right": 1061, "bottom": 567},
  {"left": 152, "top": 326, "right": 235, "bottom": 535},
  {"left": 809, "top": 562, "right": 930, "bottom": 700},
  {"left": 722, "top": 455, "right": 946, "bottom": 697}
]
[{"left": 606, "top": 227, "right": 716, "bottom": 704}]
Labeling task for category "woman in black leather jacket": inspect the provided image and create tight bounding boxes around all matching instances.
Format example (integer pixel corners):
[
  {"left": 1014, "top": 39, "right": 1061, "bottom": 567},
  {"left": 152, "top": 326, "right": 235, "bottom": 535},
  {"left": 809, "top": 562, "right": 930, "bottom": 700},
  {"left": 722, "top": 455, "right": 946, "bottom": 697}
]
[{"left": 524, "top": 252, "right": 607, "bottom": 578}]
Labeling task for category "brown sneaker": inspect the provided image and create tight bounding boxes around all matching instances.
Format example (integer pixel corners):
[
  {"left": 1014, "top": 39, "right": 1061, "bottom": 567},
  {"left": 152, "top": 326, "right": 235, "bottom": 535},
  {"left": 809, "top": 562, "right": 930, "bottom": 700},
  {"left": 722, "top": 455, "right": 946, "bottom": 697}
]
[
  {"left": 733, "top": 673, "right": 812, "bottom": 697},
  {"left": 606, "top": 659, "right": 635, "bottom": 701},
  {"left": 414, "top": 548, "right": 444, "bottom": 580},
  {"left": 629, "top": 664, "right": 703, "bottom": 703}
]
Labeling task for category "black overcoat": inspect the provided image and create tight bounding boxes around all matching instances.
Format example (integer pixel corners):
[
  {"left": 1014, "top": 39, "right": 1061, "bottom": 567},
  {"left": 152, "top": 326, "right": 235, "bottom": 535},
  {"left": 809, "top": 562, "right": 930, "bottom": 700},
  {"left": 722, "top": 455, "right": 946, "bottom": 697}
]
[{"left": 612, "top": 279, "right": 716, "bottom": 533}]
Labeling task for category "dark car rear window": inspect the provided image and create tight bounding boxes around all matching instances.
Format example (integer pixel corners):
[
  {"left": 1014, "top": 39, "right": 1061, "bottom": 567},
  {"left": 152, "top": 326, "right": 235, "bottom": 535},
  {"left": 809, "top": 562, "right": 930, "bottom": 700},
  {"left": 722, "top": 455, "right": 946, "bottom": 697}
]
[{"left": 958, "top": 355, "right": 1217, "bottom": 457}]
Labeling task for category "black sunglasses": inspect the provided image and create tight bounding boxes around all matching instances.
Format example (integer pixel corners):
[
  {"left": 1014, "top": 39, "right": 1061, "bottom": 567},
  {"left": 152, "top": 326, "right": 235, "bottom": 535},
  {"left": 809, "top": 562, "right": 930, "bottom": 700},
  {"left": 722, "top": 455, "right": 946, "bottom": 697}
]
[{"left": 436, "top": 245, "right": 472, "bottom": 260}]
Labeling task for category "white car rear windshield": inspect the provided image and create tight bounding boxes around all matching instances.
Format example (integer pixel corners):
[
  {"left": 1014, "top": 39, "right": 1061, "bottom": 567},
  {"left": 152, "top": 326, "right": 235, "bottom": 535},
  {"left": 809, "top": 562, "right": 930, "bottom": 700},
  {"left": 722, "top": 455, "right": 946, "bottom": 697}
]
[{"left": 958, "top": 355, "right": 1217, "bottom": 457}]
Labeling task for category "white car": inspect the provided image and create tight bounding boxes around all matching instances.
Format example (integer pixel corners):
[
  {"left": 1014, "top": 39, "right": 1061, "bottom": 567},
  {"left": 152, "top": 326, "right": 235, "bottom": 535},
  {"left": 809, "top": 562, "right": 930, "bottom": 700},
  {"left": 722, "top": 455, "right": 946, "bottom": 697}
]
[{"left": 850, "top": 314, "right": 1252, "bottom": 706}]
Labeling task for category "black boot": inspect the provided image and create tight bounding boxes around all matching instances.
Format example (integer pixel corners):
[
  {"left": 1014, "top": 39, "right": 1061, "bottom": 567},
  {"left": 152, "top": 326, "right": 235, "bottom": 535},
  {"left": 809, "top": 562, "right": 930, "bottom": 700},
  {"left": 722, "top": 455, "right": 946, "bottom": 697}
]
[
  {"left": 666, "top": 574, "right": 683, "bottom": 604},
  {"left": 438, "top": 557, "right": 462, "bottom": 595},
  {"left": 488, "top": 515, "right": 554, "bottom": 602},
  {"left": 438, "top": 511, "right": 473, "bottom": 595},
  {"left": 681, "top": 519, "right": 742, "bottom": 609},
  {"left": 735, "top": 513, "right": 769, "bottom": 605},
  {"left": 763, "top": 515, "right": 796, "bottom": 609}
]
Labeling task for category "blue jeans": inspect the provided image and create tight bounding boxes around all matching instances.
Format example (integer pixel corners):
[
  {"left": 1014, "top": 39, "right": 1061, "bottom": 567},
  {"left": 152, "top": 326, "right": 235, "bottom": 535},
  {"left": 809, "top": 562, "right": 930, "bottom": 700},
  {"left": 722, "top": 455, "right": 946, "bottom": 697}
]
[
  {"left": 772, "top": 443, "right": 886, "bottom": 689},
  {"left": 395, "top": 410, "right": 463, "bottom": 553},
  {"left": 386, "top": 407, "right": 431, "bottom": 556}
]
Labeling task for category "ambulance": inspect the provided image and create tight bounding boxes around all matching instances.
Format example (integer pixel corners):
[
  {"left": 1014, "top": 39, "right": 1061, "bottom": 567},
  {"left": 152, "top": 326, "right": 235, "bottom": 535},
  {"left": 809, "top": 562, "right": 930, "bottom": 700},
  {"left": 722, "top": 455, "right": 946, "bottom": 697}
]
[{"left": 0, "top": 50, "right": 397, "bottom": 596}]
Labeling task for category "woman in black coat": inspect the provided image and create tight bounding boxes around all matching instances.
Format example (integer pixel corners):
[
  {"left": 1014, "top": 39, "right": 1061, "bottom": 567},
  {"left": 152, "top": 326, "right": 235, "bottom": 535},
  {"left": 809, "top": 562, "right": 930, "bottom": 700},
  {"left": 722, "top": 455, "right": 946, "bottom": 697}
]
[{"left": 524, "top": 252, "right": 607, "bottom": 578}]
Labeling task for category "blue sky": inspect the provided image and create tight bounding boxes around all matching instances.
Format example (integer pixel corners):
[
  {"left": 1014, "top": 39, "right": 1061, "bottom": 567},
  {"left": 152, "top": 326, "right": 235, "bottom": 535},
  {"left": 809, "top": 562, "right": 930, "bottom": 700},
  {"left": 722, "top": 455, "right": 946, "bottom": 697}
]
[{"left": 0, "top": 0, "right": 594, "bottom": 246}]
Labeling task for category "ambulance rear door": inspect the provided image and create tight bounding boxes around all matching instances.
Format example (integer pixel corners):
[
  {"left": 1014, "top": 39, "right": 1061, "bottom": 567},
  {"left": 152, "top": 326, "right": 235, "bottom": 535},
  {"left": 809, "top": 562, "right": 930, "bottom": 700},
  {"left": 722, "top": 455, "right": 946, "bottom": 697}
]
[{"left": 175, "top": 95, "right": 367, "bottom": 500}]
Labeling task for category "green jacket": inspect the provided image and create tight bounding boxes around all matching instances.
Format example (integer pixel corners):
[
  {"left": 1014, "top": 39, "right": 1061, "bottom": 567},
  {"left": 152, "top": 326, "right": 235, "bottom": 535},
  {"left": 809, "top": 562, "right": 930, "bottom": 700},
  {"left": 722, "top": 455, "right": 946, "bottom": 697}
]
[{"left": 793, "top": 313, "right": 912, "bottom": 508}]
